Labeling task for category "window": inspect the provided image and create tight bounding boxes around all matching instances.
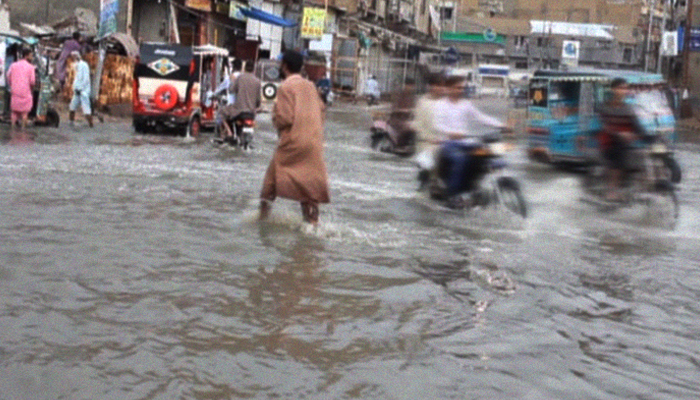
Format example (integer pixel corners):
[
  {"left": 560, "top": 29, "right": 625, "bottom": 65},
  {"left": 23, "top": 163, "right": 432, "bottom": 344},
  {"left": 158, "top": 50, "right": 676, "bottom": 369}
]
[
  {"left": 595, "top": 40, "right": 612, "bottom": 50},
  {"left": 514, "top": 36, "right": 527, "bottom": 47},
  {"left": 440, "top": 6, "right": 453, "bottom": 21},
  {"left": 537, "top": 37, "right": 545, "bottom": 47},
  {"left": 515, "top": 61, "right": 528, "bottom": 69},
  {"left": 623, "top": 47, "right": 633, "bottom": 63}
]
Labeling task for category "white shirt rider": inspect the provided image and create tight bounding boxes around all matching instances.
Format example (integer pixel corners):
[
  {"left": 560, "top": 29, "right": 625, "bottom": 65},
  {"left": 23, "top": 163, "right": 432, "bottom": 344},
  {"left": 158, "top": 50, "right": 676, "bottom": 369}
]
[{"left": 432, "top": 97, "right": 504, "bottom": 144}]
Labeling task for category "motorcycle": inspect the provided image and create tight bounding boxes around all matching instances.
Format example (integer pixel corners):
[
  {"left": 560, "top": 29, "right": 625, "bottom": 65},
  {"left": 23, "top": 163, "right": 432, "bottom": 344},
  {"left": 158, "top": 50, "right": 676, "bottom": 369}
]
[
  {"left": 316, "top": 78, "right": 334, "bottom": 106},
  {"left": 417, "top": 134, "right": 527, "bottom": 217},
  {"left": 370, "top": 111, "right": 416, "bottom": 157},
  {"left": 580, "top": 135, "right": 679, "bottom": 227},
  {"left": 213, "top": 94, "right": 254, "bottom": 150}
]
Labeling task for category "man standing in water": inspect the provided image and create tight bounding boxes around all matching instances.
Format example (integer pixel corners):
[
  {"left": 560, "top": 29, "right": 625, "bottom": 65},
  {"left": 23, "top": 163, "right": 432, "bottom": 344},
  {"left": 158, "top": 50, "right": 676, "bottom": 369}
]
[
  {"left": 6, "top": 47, "right": 35, "bottom": 132},
  {"left": 69, "top": 51, "right": 93, "bottom": 127},
  {"left": 259, "top": 50, "right": 330, "bottom": 225}
]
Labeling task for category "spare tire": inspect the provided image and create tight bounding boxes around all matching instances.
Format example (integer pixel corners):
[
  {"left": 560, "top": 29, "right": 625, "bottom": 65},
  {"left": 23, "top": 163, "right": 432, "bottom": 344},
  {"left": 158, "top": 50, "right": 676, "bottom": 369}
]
[
  {"left": 262, "top": 83, "right": 277, "bottom": 100},
  {"left": 153, "top": 84, "right": 179, "bottom": 110}
]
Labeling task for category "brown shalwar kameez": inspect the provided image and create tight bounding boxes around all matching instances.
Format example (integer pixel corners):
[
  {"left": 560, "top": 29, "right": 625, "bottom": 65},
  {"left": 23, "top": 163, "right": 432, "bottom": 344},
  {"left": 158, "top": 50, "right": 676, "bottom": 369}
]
[{"left": 260, "top": 74, "right": 330, "bottom": 218}]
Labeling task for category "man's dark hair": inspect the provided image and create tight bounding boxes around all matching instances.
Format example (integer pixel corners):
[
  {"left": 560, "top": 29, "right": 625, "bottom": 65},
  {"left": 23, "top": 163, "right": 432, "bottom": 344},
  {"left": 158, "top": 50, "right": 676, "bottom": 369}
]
[
  {"left": 232, "top": 58, "right": 242, "bottom": 71},
  {"left": 611, "top": 77, "right": 627, "bottom": 88},
  {"left": 244, "top": 60, "right": 255, "bottom": 72},
  {"left": 282, "top": 50, "right": 304, "bottom": 74},
  {"left": 21, "top": 46, "right": 32, "bottom": 58},
  {"left": 73, "top": 32, "right": 81, "bottom": 40}
]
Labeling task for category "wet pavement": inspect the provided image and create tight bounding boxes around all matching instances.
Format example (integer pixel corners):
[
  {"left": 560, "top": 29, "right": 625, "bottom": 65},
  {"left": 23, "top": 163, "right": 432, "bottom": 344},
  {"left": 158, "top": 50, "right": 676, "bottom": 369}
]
[{"left": 0, "top": 99, "right": 699, "bottom": 399}]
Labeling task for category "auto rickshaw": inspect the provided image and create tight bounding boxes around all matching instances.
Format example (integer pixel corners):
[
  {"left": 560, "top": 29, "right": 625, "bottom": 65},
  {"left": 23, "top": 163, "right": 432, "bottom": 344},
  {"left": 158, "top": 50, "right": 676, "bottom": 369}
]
[
  {"left": 0, "top": 33, "right": 60, "bottom": 127},
  {"left": 526, "top": 69, "right": 678, "bottom": 167},
  {"left": 133, "top": 43, "right": 229, "bottom": 137}
]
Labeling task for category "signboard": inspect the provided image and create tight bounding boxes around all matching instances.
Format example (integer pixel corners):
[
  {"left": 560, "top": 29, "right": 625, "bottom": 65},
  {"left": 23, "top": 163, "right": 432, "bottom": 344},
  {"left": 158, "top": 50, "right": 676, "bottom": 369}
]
[
  {"left": 529, "top": 80, "right": 548, "bottom": 108},
  {"left": 301, "top": 7, "right": 325, "bottom": 40},
  {"left": 98, "top": 0, "right": 119, "bottom": 39},
  {"left": 185, "top": 0, "right": 211, "bottom": 12},
  {"left": 661, "top": 31, "right": 678, "bottom": 56},
  {"left": 562, "top": 40, "right": 580, "bottom": 59},
  {"left": 678, "top": 26, "right": 700, "bottom": 52}
]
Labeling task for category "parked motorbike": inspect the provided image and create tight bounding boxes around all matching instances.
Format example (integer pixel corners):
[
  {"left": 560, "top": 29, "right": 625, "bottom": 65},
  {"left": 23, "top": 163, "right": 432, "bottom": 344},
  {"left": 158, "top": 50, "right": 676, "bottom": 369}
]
[
  {"left": 316, "top": 78, "right": 334, "bottom": 106},
  {"left": 370, "top": 111, "right": 416, "bottom": 157},
  {"left": 417, "top": 135, "right": 527, "bottom": 217},
  {"left": 580, "top": 135, "right": 679, "bottom": 227}
]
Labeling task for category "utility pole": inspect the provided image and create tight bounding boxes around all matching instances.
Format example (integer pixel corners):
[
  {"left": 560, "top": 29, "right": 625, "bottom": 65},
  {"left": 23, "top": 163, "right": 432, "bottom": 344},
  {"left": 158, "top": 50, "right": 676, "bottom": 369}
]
[
  {"left": 657, "top": 0, "right": 668, "bottom": 74},
  {"left": 645, "top": 0, "right": 657, "bottom": 72},
  {"left": 683, "top": 0, "right": 694, "bottom": 87}
]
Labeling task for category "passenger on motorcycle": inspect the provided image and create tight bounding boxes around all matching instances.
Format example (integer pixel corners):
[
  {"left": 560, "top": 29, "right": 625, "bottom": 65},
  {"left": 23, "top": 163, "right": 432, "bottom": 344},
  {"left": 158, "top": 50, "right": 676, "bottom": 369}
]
[
  {"left": 388, "top": 78, "right": 417, "bottom": 151},
  {"left": 432, "top": 75, "right": 507, "bottom": 208},
  {"left": 412, "top": 72, "right": 446, "bottom": 171},
  {"left": 219, "top": 60, "right": 261, "bottom": 141},
  {"left": 598, "top": 78, "right": 644, "bottom": 201}
]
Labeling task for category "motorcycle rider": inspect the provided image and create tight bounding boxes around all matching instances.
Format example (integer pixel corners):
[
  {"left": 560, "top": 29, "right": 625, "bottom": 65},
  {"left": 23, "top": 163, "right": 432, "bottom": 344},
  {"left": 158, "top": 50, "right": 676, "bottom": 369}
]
[
  {"left": 388, "top": 78, "right": 417, "bottom": 151},
  {"left": 598, "top": 77, "right": 643, "bottom": 201},
  {"left": 432, "top": 74, "right": 506, "bottom": 208},
  {"left": 220, "top": 60, "right": 261, "bottom": 143}
]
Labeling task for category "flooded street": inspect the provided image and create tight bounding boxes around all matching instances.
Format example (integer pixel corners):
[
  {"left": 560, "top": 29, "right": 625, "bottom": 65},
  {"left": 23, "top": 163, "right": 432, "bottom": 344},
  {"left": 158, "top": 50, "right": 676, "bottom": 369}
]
[{"left": 1, "top": 101, "right": 699, "bottom": 399}]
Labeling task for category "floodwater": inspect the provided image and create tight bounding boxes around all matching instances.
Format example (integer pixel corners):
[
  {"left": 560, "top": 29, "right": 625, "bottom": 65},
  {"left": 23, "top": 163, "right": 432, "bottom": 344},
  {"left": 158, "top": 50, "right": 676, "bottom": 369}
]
[{"left": 1, "top": 102, "right": 699, "bottom": 399}]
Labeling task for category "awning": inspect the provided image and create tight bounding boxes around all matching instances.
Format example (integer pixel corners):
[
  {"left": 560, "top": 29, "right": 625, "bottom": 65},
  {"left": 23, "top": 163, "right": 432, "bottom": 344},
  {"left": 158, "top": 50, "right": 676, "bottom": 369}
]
[{"left": 239, "top": 7, "right": 297, "bottom": 28}]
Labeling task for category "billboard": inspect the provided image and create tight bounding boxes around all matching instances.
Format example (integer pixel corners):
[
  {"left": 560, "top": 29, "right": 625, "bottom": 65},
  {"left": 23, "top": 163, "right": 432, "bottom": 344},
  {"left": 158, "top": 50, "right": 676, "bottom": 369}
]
[
  {"left": 301, "top": 7, "right": 325, "bottom": 40},
  {"left": 98, "top": 0, "right": 119, "bottom": 39},
  {"left": 185, "top": 0, "right": 211, "bottom": 12}
]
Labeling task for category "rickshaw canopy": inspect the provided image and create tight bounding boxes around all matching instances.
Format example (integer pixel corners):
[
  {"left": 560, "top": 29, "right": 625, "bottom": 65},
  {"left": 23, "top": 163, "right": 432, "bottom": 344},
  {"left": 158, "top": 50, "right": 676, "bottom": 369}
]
[{"left": 532, "top": 69, "right": 665, "bottom": 85}]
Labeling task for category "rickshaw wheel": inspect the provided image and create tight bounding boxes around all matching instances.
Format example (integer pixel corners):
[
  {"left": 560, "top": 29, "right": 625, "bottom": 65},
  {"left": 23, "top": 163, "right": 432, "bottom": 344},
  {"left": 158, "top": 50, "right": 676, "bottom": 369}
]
[
  {"left": 187, "top": 117, "right": 201, "bottom": 138},
  {"left": 46, "top": 109, "right": 60, "bottom": 127}
]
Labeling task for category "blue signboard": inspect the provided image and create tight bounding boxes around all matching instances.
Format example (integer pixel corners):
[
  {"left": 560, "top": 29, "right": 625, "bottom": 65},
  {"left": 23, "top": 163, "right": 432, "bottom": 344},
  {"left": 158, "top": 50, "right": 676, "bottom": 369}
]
[
  {"left": 98, "top": 0, "right": 119, "bottom": 39},
  {"left": 678, "top": 26, "right": 700, "bottom": 52}
]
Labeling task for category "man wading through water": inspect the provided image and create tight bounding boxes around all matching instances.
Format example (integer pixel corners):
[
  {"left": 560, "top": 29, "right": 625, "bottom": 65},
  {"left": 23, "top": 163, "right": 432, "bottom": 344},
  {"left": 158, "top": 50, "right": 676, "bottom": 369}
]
[{"left": 259, "top": 50, "right": 330, "bottom": 225}]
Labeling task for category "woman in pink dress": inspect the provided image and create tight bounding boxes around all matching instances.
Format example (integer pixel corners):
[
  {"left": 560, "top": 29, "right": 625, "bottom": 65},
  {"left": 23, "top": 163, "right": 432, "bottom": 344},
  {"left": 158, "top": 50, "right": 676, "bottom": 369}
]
[{"left": 6, "top": 48, "right": 36, "bottom": 131}]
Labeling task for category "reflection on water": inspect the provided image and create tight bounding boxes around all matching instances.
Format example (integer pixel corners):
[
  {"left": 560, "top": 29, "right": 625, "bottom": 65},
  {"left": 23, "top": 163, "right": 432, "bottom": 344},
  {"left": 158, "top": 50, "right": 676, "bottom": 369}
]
[{"left": 0, "top": 108, "right": 699, "bottom": 398}]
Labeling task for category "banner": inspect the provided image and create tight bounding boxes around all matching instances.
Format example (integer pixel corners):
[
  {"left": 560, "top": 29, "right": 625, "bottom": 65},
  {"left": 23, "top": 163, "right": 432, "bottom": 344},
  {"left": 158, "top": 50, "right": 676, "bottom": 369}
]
[
  {"left": 185, "top": 0, "right": 211, "bottom": 12},
  {"left": 98, "top": 0, "right": 119, "bottom": 39},
  {"left": 229, "top": 1, "right": 246, "bottom": 21},
  {"left": 301, "top": 7, "right": 326, "bottom": 40}
]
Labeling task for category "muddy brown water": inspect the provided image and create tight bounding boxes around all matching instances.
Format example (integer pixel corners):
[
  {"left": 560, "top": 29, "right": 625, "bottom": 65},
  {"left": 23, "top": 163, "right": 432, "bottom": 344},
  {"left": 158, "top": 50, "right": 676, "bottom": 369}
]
[{"left": 1, "top": 101, "right": 699, "bottom": 399}]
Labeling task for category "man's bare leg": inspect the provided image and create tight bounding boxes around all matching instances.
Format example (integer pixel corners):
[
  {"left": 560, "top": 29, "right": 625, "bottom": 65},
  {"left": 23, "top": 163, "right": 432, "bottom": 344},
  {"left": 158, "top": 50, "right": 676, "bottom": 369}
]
[
  {"left": 20, "top": 113, "right": 28, "bottom": 131},
  {"left": 301, "top": 202, "right": 319, "bottom": 225},
  {"left": 10, "top": 112, "right": 17, "bottom": 132},
  {"left": 259, "top": 199, "right": 272, "bottom": 220}
]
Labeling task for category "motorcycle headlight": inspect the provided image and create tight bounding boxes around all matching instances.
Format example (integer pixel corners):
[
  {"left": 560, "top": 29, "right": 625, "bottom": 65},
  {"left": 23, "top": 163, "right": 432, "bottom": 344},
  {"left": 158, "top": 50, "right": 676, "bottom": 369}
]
[
  {"left": 651, "top": 143, "right": 667, "bottom": 154},
  {"left": 488, "top": 142, "right": 509, "bottom": 155}
]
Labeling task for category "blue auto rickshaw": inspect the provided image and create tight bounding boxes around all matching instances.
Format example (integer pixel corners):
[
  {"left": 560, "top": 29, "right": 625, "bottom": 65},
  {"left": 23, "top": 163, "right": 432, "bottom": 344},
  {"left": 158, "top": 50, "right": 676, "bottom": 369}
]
[{"left": 526, "top": 69, "right": 678, "bottom": 167}]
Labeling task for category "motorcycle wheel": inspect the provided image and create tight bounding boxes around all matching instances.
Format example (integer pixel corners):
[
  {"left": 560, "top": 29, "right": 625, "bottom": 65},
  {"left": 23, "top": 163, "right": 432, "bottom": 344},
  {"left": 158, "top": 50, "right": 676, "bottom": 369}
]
[
  {"left": 372, "top": 136, "right": 394, "bottom": 153},
  {"left": 495, "top": 177, "right": 527, "bottom": 218},
  {"left": 46, "top": 109, "right": 60, "bottom": 127},
  {"left": 581, "top": 165, "right": 606, "bottom": 197},
  {"left": 651, "top": 180, "right": 679, "bottom": 229},
  {"left": 663, "top": 156, "right": 682, "bottom": 184}
]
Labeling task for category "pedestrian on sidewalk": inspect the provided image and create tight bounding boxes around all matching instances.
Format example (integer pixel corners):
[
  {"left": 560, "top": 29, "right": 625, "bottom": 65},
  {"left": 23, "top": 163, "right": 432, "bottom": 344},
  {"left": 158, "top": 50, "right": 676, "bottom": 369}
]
[
  {"left": 6, "top": 47, "right": 36, "bottom": 131},
  {"left": 69, "top": 51, "right": 93, "bottom": 127},
  {"left": 259, "top": 50, "right": 330, "bottom": 226}
]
